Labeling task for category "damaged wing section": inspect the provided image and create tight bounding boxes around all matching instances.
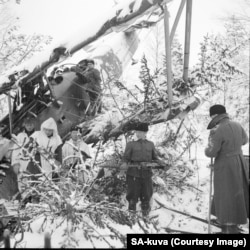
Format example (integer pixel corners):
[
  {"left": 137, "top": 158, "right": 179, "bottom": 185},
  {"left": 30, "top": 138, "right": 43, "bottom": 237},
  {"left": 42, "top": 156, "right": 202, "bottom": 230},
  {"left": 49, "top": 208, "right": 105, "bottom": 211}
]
[
  {"left": 0, "top": 0, "right": 171, "bottom": 93},
  {"left": 79, "top": 96, "right": 200, "bottom": 145},
  {"left": 0, "top": 0, "right": 172, "bottom": 139}
]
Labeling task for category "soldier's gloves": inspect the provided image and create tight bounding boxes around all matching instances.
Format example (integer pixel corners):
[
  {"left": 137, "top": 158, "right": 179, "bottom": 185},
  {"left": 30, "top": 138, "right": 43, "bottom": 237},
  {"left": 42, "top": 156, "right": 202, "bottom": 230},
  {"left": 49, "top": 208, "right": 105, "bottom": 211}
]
[
  {"left": 120, "top": 162, "right": 128, "bottom": 170},
  {"left": 117, "top": 170, "right": 126, "bottom": 179},
  {"left": 117, "top": 162, "right": 127, "bottom": 179},
  {"left": 207, "top": 163, "right": 214, "bottom": 169}
]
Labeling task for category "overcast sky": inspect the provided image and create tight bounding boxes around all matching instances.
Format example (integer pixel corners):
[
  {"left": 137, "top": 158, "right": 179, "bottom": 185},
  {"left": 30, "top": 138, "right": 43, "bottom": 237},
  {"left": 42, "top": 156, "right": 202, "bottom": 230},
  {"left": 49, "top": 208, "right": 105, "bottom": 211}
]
[{"left": 9, "top": 0, "right": 249, "bottom": 65}]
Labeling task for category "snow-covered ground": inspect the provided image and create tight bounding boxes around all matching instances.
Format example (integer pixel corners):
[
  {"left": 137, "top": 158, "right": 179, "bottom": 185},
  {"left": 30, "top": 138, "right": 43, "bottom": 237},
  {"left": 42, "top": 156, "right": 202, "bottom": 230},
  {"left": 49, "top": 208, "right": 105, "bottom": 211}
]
[
  {"left": 0, "top": 147, "right": 233, "bottom": 248},
  {"left": 1, "top": 124, "right": 249, "bottom": 248}
]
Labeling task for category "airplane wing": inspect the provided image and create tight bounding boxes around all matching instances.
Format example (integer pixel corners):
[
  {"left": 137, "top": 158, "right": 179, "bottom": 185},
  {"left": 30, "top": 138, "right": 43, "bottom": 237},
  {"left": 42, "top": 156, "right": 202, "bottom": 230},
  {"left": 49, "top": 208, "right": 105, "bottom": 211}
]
[{"left": 0, "top": 0, "right": 172, "bottom": 93}]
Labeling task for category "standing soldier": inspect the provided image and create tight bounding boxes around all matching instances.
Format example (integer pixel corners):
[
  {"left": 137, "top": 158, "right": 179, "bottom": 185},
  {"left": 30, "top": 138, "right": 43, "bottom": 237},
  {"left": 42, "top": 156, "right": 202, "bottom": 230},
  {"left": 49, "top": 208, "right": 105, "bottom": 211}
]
[
  {"left": 11, "top": 116, "right": 36, "bottom": 193},
  {"left": 84, "top": 59, "right": 102, "bottom": 115},
  {"left": 26, "top": 117, "right": 62, "bottom": 180},
  {"left": 12, "top": 116, "right": 36, "bottom": 174},
  {"left": 122, "top": 122, "right": 162, "bottom": 217},
  {"left": 71, "top": 59, "right": 91, "bottom": 115},
  {"left": 62, "top": 126, "right": 91, "bottom": 182},
  {"left": 205, "top": 104, "right": 249, "bottom": 234}
]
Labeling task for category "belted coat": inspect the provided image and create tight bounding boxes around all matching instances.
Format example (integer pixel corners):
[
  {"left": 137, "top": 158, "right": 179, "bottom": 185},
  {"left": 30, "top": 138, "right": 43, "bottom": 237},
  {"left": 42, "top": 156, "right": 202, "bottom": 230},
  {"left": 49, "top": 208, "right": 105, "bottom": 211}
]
[
  {"left": 205, "top": 114, "right": 249, "bottom": 225},
  {"left": 123, "top": 138, "right": 159, "bottom": 208},
  {"left": 123, "top": 139, "right": 158, "bottom": 178}
]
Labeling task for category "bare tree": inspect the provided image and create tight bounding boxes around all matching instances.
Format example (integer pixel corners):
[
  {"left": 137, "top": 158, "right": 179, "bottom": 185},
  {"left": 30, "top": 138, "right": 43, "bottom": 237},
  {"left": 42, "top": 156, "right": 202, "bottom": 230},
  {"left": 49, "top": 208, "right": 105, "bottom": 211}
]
[
  {"left": 0, "top": 0, "right": 52, "bottom": 74},
  {"left": 237, "top": 0, "right": 250, "bottom": 23}
]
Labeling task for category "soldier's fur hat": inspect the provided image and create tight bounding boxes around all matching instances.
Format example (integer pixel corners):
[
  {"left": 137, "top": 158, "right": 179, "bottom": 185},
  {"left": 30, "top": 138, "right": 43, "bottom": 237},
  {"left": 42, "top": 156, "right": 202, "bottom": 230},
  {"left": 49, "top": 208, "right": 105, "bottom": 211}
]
[
  {"left": 209, "top": 104, "right": 226, "bottom": 117},
  {"left": 134, "top": 122, "right": 148, "bottom": 132}
]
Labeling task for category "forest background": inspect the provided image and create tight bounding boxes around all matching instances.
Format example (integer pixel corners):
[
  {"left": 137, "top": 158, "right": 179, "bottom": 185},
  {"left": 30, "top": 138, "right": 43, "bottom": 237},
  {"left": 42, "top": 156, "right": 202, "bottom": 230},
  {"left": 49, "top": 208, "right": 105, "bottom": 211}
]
[{"left": 0, "top": 0, "right": 249, "bottom": 248}]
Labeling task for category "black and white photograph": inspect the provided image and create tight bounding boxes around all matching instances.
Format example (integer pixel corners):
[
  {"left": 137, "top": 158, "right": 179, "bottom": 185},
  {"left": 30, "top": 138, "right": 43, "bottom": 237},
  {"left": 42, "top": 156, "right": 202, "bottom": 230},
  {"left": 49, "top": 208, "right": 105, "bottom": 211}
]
[{"left": 0, "top": 0, "right": 249, "bottom": 248}]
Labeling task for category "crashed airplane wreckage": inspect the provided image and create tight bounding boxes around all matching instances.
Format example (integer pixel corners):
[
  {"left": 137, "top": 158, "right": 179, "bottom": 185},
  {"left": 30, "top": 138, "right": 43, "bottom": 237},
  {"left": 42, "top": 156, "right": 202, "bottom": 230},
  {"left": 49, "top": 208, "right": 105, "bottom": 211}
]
[{"left": 0, "top": 0, "right": 199, "bottom": 143}]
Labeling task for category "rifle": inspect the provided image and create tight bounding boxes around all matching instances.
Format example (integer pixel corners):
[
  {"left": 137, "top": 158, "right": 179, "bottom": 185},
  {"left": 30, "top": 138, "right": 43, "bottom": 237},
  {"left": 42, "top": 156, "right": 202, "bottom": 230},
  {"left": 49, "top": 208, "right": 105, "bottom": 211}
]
[{"left": 99, "top": 161, "right": 166, "bottom": 170}]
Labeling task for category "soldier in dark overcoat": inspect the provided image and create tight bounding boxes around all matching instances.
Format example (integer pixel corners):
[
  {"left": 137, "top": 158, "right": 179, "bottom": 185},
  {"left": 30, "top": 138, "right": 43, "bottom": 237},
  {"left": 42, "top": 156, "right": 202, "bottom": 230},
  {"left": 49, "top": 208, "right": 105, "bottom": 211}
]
[
  {"left": 205, "top": 104, "right": 249, "bottom": 234},
  {"left": 122, "top": 123, "right": 160, "bottom": 216},
  {"left": 83, "top": 59, "right": 102, "bottom": 114}
]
